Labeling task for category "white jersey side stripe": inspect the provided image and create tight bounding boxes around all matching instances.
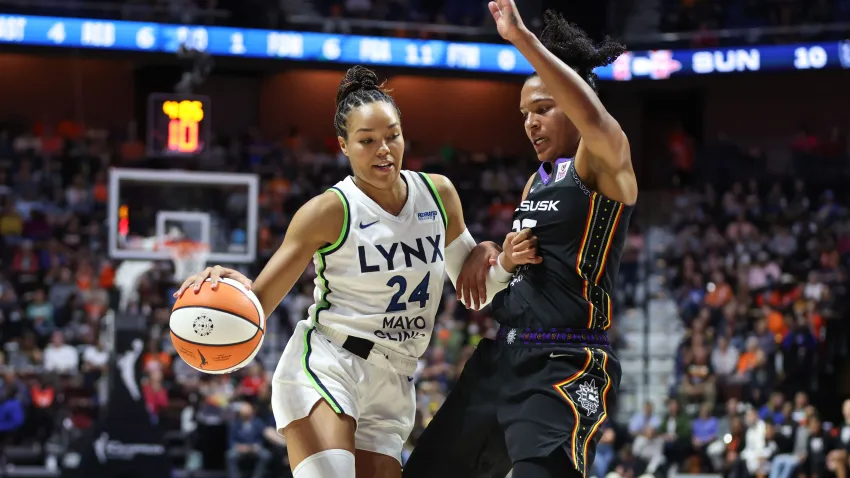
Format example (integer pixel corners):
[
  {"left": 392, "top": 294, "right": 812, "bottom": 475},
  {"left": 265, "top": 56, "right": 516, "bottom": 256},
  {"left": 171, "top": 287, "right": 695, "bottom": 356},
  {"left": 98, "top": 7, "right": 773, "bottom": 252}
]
[{"left": 313, "top": 186, "right": 351, "bottom": 325}]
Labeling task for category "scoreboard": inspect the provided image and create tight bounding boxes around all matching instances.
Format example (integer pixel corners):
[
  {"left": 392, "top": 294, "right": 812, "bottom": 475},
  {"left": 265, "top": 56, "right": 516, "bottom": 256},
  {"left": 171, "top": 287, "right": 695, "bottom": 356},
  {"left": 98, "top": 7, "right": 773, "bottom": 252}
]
[{"left": 146, "top": 93, "right": 211, "bottom": 157}]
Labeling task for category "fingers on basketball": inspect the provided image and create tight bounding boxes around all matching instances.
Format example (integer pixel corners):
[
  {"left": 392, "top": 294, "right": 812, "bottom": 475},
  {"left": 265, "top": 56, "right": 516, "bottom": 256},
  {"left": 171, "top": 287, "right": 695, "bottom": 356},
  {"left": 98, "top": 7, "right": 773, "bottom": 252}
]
[
  {"left": 175, "top": 273, "right": 200, "bottom": 298},
  {"left": 209, "top": 265, "right": 224, "bottom": 289},
  {"left": 193, "top": 267, "right": 214, "bottom": 291}
]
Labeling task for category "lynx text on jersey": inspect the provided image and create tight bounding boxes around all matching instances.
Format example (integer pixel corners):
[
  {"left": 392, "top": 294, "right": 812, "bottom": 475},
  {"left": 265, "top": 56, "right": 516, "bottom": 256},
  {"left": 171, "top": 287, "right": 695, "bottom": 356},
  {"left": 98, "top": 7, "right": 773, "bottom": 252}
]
[{"left": 358, "top": 235, "right": 443, "bottom": 273}]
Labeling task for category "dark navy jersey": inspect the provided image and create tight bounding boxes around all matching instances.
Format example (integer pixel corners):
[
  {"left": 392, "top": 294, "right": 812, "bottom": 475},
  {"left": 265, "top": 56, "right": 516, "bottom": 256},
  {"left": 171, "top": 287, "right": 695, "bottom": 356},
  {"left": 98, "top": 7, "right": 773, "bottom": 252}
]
[{"left": 492, "top": 157, "right": 635, "bottom": 331}]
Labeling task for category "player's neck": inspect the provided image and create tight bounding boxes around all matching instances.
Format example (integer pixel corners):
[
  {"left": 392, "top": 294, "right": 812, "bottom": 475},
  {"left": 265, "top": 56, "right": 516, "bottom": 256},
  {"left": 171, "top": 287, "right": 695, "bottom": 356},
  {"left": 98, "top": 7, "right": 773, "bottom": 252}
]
[{"left": 354, "top": 176, "right": 408, "bottom": 216}]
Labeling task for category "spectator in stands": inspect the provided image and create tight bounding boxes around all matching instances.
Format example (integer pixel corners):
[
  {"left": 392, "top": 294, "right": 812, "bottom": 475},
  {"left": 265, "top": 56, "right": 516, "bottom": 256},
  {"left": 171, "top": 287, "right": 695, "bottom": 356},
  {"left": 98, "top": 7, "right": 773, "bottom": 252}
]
[
  {"left": 633, "top": 424, "right": 665, "bottom": 475},
  {"left": 629, "top": 401, "right": 661, "bottom": 437},
  {"left": 236, "top": 363, "right": 267, "bottom": 401},
  {"left": 226, "top": 402, "right": 271, "bottom": 478},
  {"left": 827, "top": 400, "right": 850, "bottom": 477},
  {"left": 723, "top": 416, "right": 747, "bottom": 478},
  {"left": 142, "top": 369, "right": 168, "bottom": 424},
  {"left": 734, "top": 336, "right": 761, "bottom": 384},
  {"left": 706, "top": 271, "right": 734, "bottom": 310},
  {"left": 780, "top": 315, "right": 817, "bottom": 390},
  {"left": 11, "top": 333, "right": 42, "bottom": 369},
  {"left": 692, "top": 403, "right": 719, "bottom": 469},
  {"left": 760, "top": 392, "right": 786, "bottom": 423},
  {"left": 741, "top": 407, "right": 769, "bottom": 476},
  {"left": 661, "top": 398, "right": 693, "bottom": 472},
  {"left": 802, "top": 413, "right": 836, "bottom": 478},
  {"left": 48, "top": 268, "right": 77, "bottom": 311},
  {"left": 142, "top": 338, "right": 172, "bottom": 374},
  {"left": 42, "top": 331, "right": 78, "bottom": 374},
  {"left": 594, "top": 425, "right": 617, "bottom": 478},
  {"left": 712, "top": 335, "right": 740, "bottom": 381},
  {"left": 679, "top": 344, "right": 717, "bottom": 409},
  {"left": 608, "top": 442, "right": 647, "bottom": 478},
  {"left": 0, "top": 385, "right": 25, "bottom": 465},
  {"left": 766, "top": 417, "right": 798, "bottom": 478},
  {"left": 27, "top": 375, "right": 55, "bottom": 444},
  {"left": 81, "top": 335, "right": 109, "bottom": 381}
]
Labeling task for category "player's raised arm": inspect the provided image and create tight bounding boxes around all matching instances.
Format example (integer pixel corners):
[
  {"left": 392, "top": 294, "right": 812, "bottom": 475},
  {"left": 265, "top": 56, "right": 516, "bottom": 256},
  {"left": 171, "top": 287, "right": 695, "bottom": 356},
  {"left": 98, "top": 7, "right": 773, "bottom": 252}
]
[
  {"left": 175, "top": 190, "right": 344, "bottom": 316},
  {"left": 489, "top": 0, "right": 637, "bottom": 205}
]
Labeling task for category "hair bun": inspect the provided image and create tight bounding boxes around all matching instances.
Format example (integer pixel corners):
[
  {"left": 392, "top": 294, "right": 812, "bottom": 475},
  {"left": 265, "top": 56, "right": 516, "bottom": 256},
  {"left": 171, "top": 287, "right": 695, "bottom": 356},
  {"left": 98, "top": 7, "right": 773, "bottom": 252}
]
[
  {"left": 336, "top": 65, "right": 382, "bottom": 106},
  {"left": 540, "top": 10, "right": 626, "bottom": 74}
]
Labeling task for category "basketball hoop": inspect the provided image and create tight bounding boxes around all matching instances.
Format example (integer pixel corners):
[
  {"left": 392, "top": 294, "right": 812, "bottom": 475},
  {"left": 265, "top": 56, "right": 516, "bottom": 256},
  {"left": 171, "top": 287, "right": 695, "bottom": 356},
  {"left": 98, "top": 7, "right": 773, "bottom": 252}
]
[{"left": 163, "top": 240, "right": 210, "bottom": 282}]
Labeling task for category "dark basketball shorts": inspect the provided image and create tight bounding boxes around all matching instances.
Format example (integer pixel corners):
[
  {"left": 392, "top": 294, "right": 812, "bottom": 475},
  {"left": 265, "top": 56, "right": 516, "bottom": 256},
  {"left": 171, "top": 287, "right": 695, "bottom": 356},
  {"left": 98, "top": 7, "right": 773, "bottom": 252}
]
[{"left": 403, "top": 329, "right": 621, "bottom": 478}]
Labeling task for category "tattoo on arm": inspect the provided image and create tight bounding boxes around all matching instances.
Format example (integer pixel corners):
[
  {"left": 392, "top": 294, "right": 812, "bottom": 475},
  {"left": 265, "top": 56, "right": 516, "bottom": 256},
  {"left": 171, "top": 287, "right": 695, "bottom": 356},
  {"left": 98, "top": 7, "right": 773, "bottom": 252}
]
[{"left": 509, "top": 11, "right": 519, "bottom": 26}]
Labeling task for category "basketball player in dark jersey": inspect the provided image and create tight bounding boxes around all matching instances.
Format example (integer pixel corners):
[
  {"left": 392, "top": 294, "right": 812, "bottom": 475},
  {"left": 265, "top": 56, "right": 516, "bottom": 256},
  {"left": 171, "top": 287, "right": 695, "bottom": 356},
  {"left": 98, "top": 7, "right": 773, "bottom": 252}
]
[{"left": 403, "top": 2, "right": 637, "bottom": 478}]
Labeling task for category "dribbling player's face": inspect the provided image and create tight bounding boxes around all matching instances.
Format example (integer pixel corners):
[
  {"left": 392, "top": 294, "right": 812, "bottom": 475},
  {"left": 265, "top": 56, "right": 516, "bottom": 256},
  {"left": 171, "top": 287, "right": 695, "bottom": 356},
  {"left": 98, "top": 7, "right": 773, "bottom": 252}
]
[
  {"left": 338, "top": 102, "right": 404, "bottom": 190},
  {"left": 520, "top": 76, "right": 581, "bottom": 163}
]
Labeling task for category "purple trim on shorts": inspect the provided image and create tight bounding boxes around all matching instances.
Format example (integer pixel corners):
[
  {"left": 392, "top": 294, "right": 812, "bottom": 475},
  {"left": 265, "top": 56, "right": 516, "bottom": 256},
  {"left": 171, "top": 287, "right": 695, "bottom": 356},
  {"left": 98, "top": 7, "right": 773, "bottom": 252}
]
[
  {"left": 497, "top": 327, "right": 610, "bottom": 347},
  {"left": 537, "top": 157, "right": 572, "bottom": 185}
]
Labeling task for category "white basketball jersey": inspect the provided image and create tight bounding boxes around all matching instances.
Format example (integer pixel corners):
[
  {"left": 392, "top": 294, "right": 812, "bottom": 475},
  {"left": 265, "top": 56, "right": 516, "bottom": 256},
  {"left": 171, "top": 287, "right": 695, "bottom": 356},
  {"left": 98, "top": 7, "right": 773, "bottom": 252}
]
[{"left": 306, "top": 170, "right": 447, "bottom": 359}]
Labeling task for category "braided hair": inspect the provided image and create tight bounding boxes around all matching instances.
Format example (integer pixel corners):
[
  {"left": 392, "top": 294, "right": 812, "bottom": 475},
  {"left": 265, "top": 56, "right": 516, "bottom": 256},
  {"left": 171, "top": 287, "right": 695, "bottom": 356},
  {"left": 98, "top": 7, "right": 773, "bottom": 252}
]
[
  {"left": 334, "top": 65, "right": 401, "bottom": 139},
  {"left": 532, "top": 10, "right": 627, "bottom": 92}
]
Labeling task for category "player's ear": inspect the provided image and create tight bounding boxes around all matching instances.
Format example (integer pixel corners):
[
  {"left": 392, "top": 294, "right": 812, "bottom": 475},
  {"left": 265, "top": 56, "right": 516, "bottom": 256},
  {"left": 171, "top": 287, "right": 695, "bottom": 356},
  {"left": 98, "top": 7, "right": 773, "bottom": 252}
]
[{"left": 337, "top": 136, "right": 348, "bottom": 157}]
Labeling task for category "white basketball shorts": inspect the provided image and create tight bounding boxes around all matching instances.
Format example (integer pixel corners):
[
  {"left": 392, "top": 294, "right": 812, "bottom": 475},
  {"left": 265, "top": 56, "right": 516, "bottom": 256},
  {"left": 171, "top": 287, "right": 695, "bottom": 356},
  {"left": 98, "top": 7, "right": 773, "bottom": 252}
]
[{"left": 271, "top": 320, "right": 416, "bottom": 463}]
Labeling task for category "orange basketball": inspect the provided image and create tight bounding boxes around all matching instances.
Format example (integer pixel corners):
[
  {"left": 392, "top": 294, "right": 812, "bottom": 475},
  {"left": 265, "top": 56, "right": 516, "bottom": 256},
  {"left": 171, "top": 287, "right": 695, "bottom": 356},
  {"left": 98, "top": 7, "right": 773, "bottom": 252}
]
[{"left": 170, "top": 278, "right": 265, "bottom": 374}]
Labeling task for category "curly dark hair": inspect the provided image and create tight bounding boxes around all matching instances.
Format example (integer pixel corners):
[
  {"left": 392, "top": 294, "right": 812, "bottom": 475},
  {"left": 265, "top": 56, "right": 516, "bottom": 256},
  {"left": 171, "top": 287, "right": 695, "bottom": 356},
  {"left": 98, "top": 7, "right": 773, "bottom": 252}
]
[
  {"left": 334, "top": 65, "right": 401, "bottom": 139},
  {"left": 532, "top": 10, "right": 627, "bottom": 92}
]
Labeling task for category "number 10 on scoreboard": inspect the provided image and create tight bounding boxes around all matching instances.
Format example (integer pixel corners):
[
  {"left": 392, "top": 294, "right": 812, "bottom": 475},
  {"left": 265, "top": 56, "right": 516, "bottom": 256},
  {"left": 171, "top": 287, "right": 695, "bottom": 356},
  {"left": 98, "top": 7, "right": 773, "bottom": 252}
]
[{"left": 147, "top": 93, "right": 211, "bottom": 157}]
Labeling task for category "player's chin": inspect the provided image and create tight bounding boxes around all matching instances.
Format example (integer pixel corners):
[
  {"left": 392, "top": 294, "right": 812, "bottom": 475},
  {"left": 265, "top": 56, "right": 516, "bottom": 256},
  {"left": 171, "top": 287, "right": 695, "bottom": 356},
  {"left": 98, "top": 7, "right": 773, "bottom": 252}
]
[
  {"left": 534, "top": 148, "right": 557, "bottom": 163},
  {"left": 368, "top": 163, "right": 401, "bottom": 186}
]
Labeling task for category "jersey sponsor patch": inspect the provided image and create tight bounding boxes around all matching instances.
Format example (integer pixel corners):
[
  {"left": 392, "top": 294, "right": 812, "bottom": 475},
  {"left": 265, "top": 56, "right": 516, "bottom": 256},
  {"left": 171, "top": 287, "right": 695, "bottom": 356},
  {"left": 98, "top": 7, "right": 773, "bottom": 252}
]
[
  {"left": 555, "top": 160, "right": 571, "bottom": 183},
  {"left": 417, "top": 210, "right": 438, "bottom": 223}
]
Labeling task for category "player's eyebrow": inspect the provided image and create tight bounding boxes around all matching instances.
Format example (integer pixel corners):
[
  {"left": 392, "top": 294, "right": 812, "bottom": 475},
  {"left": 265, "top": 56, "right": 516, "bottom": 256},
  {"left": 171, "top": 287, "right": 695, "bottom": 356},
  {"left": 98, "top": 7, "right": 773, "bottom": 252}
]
[
  {"left": 520, "top": 98, "right": 550, "bottom": 113},
  {"left": 355, "top": 123, "right": 399, "bottom": 133}
]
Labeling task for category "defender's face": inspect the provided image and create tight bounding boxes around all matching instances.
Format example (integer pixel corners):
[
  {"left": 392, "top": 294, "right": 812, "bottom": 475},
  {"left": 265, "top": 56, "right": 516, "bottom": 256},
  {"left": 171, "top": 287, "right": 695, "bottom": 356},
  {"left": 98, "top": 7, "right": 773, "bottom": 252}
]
[
  {"left": 520, "top": 76, "right": 580, "bottom": 163},
  {"left": 338, "top": 102, "right": 404, "bottom": 190}
]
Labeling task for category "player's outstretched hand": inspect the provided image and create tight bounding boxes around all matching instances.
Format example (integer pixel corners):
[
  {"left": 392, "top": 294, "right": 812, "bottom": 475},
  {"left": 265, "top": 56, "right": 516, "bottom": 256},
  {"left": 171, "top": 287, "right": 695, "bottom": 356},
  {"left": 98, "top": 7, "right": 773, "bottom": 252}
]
[
  {"left": 501, "top": 228, "right": 543, "bottom": 271},
  {"left": 457, "top": 241, "right": 502, "bottom": 310},
  {"left": 173, "top": 265, "right": 253, "bottom": 298},
  {"left": 488, "top": 0, "right": 529, "bottom": 44}
]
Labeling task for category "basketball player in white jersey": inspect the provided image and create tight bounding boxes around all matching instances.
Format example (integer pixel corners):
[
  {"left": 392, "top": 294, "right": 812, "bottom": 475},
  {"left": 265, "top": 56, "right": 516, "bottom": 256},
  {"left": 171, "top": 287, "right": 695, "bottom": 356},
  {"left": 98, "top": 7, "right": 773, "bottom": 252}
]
[{"left": 174, "top": 65, "right": 541, "bottom": 478}]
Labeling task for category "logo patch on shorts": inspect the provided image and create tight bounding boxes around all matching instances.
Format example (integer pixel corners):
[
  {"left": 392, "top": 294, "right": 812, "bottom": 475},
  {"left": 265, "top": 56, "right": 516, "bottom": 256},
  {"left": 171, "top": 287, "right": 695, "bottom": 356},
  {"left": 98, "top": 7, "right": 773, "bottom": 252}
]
[
  {"left": 417, "top": 211, "right": 438, "bottom": 223},
  {"left": 576, "top": 380, "right": 600, "bottom": 416}
]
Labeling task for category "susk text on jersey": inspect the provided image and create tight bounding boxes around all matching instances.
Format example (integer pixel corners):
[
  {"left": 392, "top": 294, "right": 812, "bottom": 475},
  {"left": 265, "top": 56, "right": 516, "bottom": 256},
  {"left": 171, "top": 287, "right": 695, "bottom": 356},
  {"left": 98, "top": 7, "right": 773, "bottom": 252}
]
[{"left": 492, "top": 158, "right": 635, "bottom": 331}]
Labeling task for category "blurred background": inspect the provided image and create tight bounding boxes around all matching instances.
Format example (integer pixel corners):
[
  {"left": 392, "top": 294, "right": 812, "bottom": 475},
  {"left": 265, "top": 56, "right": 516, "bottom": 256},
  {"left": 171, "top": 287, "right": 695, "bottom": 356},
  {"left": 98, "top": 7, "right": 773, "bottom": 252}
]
[{"left": 0, "top": 0, "right": 848, "bottom": 477}]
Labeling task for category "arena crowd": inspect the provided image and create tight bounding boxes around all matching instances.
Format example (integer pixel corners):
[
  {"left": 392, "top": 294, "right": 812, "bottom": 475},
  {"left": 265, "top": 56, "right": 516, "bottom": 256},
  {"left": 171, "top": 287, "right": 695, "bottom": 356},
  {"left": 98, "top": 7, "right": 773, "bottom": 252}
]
[{"left": 0, "top": 116, "right": 847, "bottom": 478}]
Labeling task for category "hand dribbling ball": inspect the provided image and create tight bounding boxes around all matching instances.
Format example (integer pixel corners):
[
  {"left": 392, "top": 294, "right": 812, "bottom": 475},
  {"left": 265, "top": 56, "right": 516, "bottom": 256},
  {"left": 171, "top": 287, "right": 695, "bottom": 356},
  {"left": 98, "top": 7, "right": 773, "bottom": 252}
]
[{"left": 170, "top": 278, "right": 265, "bottom": 374}]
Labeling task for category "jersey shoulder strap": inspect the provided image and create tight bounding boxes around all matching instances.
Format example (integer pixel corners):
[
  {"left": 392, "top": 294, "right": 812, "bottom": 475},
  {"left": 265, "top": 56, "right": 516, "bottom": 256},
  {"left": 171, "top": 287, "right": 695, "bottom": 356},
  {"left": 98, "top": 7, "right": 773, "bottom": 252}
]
[
  {"left": 412, "top": 171, "right": 449, "bottom": 230},
  {"left": 318, "top": 186, "right": 350, "bottom": 256}
]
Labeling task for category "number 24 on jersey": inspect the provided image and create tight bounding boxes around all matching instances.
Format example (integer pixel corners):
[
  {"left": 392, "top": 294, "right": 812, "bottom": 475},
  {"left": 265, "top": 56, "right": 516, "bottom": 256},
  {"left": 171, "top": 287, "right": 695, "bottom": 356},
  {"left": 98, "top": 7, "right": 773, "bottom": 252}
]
[{"left": 385, "top": 272, "right": 431, "bottom": 312}]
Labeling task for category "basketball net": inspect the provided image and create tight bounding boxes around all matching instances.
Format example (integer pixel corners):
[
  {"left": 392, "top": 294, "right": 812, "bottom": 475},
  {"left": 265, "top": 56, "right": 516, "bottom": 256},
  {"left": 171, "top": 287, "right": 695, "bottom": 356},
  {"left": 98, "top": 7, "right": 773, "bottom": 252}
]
[{"left": 163, "top": 240, "right": 210, "bottom": 282}]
